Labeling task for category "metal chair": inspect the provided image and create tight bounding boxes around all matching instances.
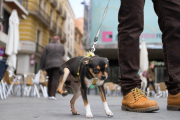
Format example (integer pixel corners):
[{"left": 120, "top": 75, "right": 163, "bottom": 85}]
[
  {"left": 3, "top": 70, "right": 22, "bottom": 97},
  {"left": 23, "top": 73, "right": 40, "bottom": 98}
]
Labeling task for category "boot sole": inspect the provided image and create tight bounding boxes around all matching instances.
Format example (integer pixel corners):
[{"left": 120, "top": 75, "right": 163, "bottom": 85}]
[
  {"left": 122, "top": 105, "right": 159, "bottom": 112},
  {"left": 167, "top": 105, "right": 180, "bottom": 111}
]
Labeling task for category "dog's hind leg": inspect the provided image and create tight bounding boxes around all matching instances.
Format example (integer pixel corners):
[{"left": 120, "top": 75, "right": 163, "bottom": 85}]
[
  {"left": 57, "top": 68, "right": 70, "bottom": 96},
  {"left": 70, "top": 82, "right": 81, "bottom": 115}
]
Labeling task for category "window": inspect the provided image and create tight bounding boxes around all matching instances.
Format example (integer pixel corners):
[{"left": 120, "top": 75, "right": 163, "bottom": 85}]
[
  {"left": 2, "top": 9, "right": 10, "bottom": 34},
  {"left": 56, "top": 16, "right": 59, "bottom": 28},
  {"left": 79, "top": 37, "right": 81, "bottom": 44},
  {"left": 37, "top": 30, "right": 41, "bottom": 44},
  {"left": 44, "top": 2, "right": 47, "bottom": 12},
  {"left": 74, "top": 50, "right": 77, "bottom": 56},
  {"left": 49, "top": 37, "right": 51, "bottom": 43},
  {"left": 61, "top": 21, "right": 63, "bottom": 28},
  {"left": 50, "top": 9, "right": 53, "bottom": 22},
  {"left": 68, "top": 17, "right": 70, "bottom": 30},
  {"left": 39, "top": 0, "right": 42, "bottom": 7}
]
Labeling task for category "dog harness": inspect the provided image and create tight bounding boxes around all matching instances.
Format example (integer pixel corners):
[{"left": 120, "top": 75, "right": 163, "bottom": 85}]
[{"left": 77, "top": 52, "right": 98, "bottom": 85}]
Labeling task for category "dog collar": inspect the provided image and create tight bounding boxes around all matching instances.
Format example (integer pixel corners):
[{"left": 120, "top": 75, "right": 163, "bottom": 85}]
[{"left": 92, "top": 79, "right": 97, "bottom": 85}]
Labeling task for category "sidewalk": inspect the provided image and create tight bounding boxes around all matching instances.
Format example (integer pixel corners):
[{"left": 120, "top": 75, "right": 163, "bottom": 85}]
[{"left": 0, "top": 94, "right": 179, "bottom": 120}]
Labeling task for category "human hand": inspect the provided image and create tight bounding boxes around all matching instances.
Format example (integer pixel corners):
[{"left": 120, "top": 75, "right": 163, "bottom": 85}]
[{"left": 149, "top": 79, "right": 152, "bottom": 81}]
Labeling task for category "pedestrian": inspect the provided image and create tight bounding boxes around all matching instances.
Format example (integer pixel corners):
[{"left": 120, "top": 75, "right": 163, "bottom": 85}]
[
  {"left": 40, "top": 36, "right": 65, "bottom": 100},
  {"left": 145, "top": 62, "right": 159, "bottom": 97},
  {"left": 118, "top": 0, "right": 180, "bottom": 112}
]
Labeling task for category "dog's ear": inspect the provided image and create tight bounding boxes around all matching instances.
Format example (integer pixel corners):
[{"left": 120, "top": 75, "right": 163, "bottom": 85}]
[
  {"left": 105, "top": 58, "right": 109, "bottom": 62},
  {"left": 83, "top": 59, "right": 89, "bottom": 65}
]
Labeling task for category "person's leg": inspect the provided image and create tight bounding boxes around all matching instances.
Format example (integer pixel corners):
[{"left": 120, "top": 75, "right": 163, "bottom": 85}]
[
  {"left": 46, "top": 69, "right": 53, "bottom": 97},
  {"left": 118, "top": 0, "right": 144, "bottom": 95},
  {"left": 152, "top": 0, "right": 180, "bottom": 110},
  {"left": 152, "top": 0, "right": 180, "bottom": 95},
  {"left": 150, "top": 81, "right": 157, "bottom": 94},
  {"left": 118, "top": 0, "right": 159, "bottom": 112},
  {"left": 51, "top": 68, "right": 60, "bottom": 97},
  {"left": 145, "top": 80, "right": 150, "bottom": 92}
]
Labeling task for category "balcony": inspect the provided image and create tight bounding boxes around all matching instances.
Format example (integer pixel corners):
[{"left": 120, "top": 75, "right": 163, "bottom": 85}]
[
  {"left": 56, "top": 4, "right": 62, "bottom": 15},
  {"left": 50, "top": 21, "right": 57, "bottom": 34},
  {"left": 61, "top": 32, "right": 66, "bottom": 43},
  {"left": 61, "top": 11, "right": 67, "bottom": 20},
  {"left": 49, "top": 0, "right": 57, "bottom": 7},
  {"left": 4, "top": 0, "right": 28, "bottom": 18},
  {"left": 28, "top": 2, "right": 50, "bottom": 27}
]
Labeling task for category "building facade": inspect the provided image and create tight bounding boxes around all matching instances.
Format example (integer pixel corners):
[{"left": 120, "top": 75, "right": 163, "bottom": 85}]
[
  {"left": 17, "top": 0, "right": 67, "bottom": 74},
  {"left": 64, "top": 0, "right": 74, "bottom": 60},
  {"left": 0, "top": 0, "right": 28, "bottom": 57},
  {"left": 74, "top": 18, "right": 83, "bottom": 57}
]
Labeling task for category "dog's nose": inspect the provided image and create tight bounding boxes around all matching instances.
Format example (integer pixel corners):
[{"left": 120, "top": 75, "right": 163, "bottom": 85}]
[{"left": 101, "top": 75, "right": 106, "bottom": 80}]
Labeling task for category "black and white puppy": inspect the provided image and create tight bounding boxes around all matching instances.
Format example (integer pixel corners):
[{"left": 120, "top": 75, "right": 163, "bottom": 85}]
[{"left": 57, "top": 56, "right": 113, "bottom": 118}]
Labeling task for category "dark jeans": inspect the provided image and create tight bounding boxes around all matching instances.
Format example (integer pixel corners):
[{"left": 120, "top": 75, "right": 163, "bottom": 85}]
[
  {"left": 46, "top": 68, "right": 60, "bottom": 97},
  {"left": 145, "top": 81, "right": 157, "bottom": 94},
  {"left": 118, "top": 0, "right": 180, "bottom": 95}
]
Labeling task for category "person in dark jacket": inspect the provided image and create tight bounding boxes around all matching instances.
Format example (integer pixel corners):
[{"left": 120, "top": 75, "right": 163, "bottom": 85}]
[
  {"left": 40, "top": 36, "right": 65, "bottom": 100},
  {"left": 145, "top": 62, "right": 159, "bottom": 96}
]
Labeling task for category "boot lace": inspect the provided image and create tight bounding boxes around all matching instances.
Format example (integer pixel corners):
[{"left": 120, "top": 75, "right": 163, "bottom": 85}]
[{"left": 132, "top": 88, "right": 149, "bottom": 101}]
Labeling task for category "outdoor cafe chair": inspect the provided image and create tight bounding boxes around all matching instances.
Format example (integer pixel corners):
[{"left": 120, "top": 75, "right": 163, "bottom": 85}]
[
  {"left": 3, "top": 70, "right": 22, "bottom": 97},
  {"left": 104, "top": 82, "right": 121, "bottom": 96},
  {"left": 23, "top": 73, "right": 40, "bottom": 98},
  {"left": 0, "top": 81, "right": 5, "bottom": 100},
  {"left": 158, "top": 82, "right": 168, "bottom": 98}
]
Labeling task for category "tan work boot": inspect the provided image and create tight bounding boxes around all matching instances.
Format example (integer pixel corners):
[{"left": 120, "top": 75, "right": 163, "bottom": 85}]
[
  {"left": 122, "top": 88, "right": 159, "bottom": 112},
  {"left": 167, "top": 92, "right": 180, "bottom": 111}
]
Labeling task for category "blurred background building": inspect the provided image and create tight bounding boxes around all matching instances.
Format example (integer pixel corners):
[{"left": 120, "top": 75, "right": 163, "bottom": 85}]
[
  {"left": 74, "top": 17, "right": 85, "bottom": 57},
  {"left": 0, "top": 0, "right": 88, "bottom": 75},
  {"left": 0, "top": 0, "right": 28, "bottom": 48},
  {"left": 64, "top": 0, "right": 74, "bottom": 61},
  {"left": 17, "top": 0, "right": 67, "bottom": 74}
]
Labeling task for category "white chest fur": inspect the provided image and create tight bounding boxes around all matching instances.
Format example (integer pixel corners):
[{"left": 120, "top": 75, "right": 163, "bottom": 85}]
[{"left": 85, "top": 77, "right": 104, "bottom": 88}]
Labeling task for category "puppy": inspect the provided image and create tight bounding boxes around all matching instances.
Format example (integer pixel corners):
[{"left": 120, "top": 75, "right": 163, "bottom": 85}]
[{"left": 57, "top": 56, "right": 113, "bottom": 118}]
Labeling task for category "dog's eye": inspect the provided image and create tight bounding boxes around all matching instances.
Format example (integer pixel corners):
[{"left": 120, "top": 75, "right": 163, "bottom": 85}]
[
  {"left": 105, "top": 68, "right": 109, "bottom": 72},
  {"left": 93, "top": 68, "right": 100, "bottom": 73}
]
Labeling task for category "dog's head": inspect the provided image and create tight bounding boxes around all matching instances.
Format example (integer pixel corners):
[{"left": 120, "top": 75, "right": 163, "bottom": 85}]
[{"left": 83, "top": 56, "right": 109, "bottom": 80}]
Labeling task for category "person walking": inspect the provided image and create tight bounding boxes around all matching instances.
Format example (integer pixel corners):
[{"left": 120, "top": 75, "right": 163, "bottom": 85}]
[
  {"left": 145, "top": 62, "right": 159, "bottom": 96},
  {"left": 118, "top": 0, "right": 180, "bottom": 112},
  {"left": 40, "top": 36, "right": 65, "bottom": 100}
]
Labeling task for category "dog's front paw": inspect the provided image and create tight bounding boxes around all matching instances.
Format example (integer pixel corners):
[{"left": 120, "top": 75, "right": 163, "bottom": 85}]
[
  {"left": 105, "top": 109, "right": 113, "bottom": 117},
  {"left": 86, "top": 112, "right": 93, "bottom": 118},
  {"left": 85, "top": 104, "right": 93, "bottom": 118},
  {"left": 103, "top": 102, "right": 113, "bottom": 117}
]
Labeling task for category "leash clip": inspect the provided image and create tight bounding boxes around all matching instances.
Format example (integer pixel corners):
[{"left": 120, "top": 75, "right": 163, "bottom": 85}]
[{"left": 91, "top": 41, "right": 97, "bottom": 52}]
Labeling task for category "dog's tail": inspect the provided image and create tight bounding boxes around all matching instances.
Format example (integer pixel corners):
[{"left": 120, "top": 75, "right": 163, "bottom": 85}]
[{"left": 57, "top": 67, "right": 70, "bottom": 97}]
